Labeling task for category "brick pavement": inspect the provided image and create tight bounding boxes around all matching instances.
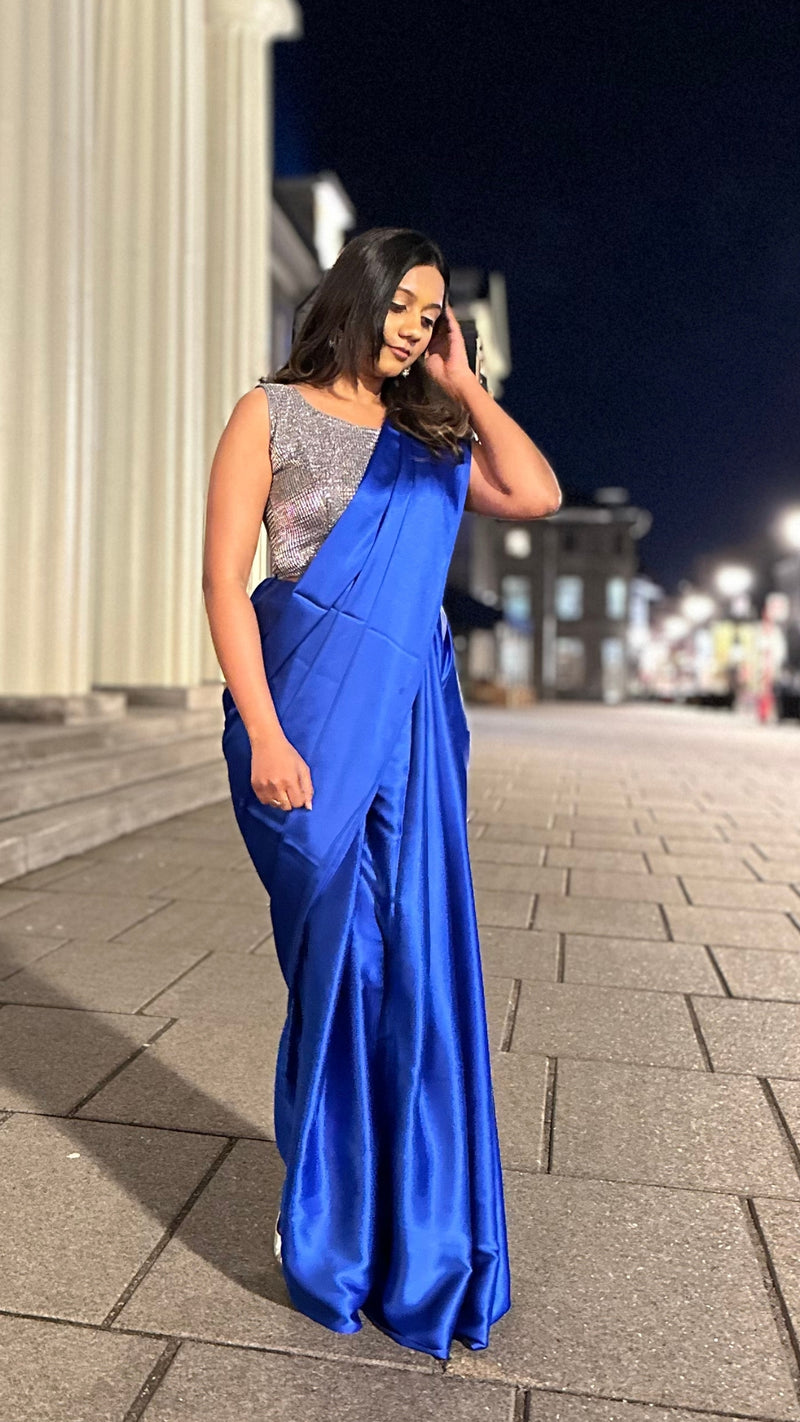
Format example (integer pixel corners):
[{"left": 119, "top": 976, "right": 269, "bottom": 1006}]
[{"left": 2, "top": 701, "right": 800, "bottom": 1419}]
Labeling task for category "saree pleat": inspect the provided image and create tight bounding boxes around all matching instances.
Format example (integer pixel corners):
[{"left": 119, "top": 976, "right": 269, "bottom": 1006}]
[{"left": 221, "top": 419, "right": 511, "bottom": 1359}]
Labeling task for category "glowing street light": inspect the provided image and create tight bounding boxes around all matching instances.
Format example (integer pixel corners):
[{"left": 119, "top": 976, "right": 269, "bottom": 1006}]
[
  {"left": 681, "top": 591, "right": 716, "bottom": 624},
  {"left": 777, "top": 506, "right": 800, "bottom": 551},
  {"left": 714, "top": 564, "right": 754, "bottom": 599}
]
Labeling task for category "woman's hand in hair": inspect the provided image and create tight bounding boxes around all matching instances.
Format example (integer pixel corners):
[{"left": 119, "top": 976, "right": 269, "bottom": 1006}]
[
  {"left": 250, "top": 729, "right": 314, "bottom": 811},
  {"left": 423, "top": 304, "right": 473, "bottom": 400}
]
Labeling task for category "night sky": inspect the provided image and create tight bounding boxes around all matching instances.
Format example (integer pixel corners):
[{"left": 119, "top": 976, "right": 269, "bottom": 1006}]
[{"left": 274, "top": 1, "right": 800, "bottom": 594}]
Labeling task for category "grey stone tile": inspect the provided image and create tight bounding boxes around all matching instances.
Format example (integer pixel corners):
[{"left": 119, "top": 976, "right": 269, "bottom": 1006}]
[
  {"left": 471, "top": 862, "right": 567, "bottom": 894},
  {"left": 0, "top": 1114, "right": 222, "bottom": 1322},
  {"left": 570, "top": 833, "right": 665, "bottom": 854},
  {"left": 769, "top": 1079, "right": 800, "bottom": 1154},
  {"left": 477, "top": 927, "right": 559, "bottom": 980},
  {"left": 546, "top": 847, "right": 650, "bottom": 873},
  {"left": 112, "top": 898, "right": 271, "bottom": 953},
  {"left": 141, "top": 950, "right": 286, "bottom": 1020},
  {"left": 0, "top": 886, "right": 47, "bottom": 918},
  {"left": 477, "top": 804, "right": 553, "bottom": 827},
  {"left": 646, "top": 853, "right": 758, "bottom": 880},
  {"left": 568, "top": 870, "right": 685, "bottom": 903},
  {"left": 0, "top": 1314, "right": 162, "bottom": 1422},
  {"left": 660, "top": 838, "right": 756, "bottom": 858},
  {"left": 532, "top": 895, "right": 667, "bottom": 939},
  {"left": 0, "top": 928, "right": 67, "bottom": 978},
  {"left": 154, "top": 866, "right": 274, "bottom": 906},
  {"left": 681, "top": 878, "right": 800, "bottom": 910},
  {"left": 639, "top": 820, "right": 725, "bottom": 840},
  {"left": 446, "top": 1172, "right": 800, "bottom": 1416},
  {"left": 115, "top": 1139, "right": 436, "bottom": 1369},
  {"left": 528, "top": 1399, "right": 767, "bottom": 1422},
  {"left": 0, "top": 939, "right": 208, "bottom": 1012},
  {"left": 0, "top": 1004, "right": 169, "bottom": 1113},
  {"left": 551, "top": 1058, "right": 800, "bottom": 1196},
  {"left": 0, "top": 889, "right": 166, "bottom": 940},
  {"left": 469, "top": 840, "right": 543, "bottom": 869},
  {"left": 745, "top": 856, "right": 800, "bottom": 882},
  {"left": 6, "top": 852, "right": 103, "bottom": 889},
  {"left": 553, "top": 815, "right": 641, "bottom": 833},
  {"left": 492, "top": 1053, "right": 548, "bottom": 1171},
  {"left": 713, "top": 948, "right": 800, "bottom": 1000},
  {"left": 693, "top": 997, "right": 800, "bottom": 1076},
  {"left": 510, "top": 981, "right": 703, "bottom": 1069},
  {"left": 752, "top": 1197, "right": 800, "bottom": 1367},
  {"left": 144, "top": 1340, "right": 514, "bottom": 1420},
  {"left": 474, "top": 887, "right": 533, "bottom": 928},
  {"left": 89, "top": 833, "right": 246, "bottom": 873},
  {"left": 79, "top": 1015, "right": 277, "bottom": 1139},
  {"left": 483, "top": 975, "right": 515, "bottom": 1049},
  {"left": 481, "top": 823, "right": 571, "bottom": 847},
  {"left": 563, "top": 935, "right": 721, "bottom": 993},
  {"left": 665, "top": 904, "right": 800, "bottom": 949},
  {"left": 24, "top": 859, "right": 199, "bottom": 899}
]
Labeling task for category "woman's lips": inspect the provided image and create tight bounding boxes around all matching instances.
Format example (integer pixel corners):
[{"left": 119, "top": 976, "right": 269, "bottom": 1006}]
[{"left": 390, "top": 345, "right": 411, "bottom": 359}]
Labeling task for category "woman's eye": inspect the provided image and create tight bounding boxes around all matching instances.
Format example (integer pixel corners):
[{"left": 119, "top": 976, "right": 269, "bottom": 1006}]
[{"left": 390, "top": 302, "right": 434, "bottom": 330}]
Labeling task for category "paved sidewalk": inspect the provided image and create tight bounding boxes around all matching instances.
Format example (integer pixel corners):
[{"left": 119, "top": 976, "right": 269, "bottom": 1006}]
[{"left": 2, "top": 701, "right": 800, "bottom": 1420}]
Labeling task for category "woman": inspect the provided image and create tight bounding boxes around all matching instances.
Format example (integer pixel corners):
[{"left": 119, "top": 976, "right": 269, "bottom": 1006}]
[{"left": 202, "top": 227, "right": 561, "bottom": 1361}]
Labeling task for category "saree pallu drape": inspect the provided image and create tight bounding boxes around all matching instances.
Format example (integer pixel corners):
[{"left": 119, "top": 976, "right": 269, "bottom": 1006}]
[{"left": 221, "top": 418, "right": 511, "bottom": 1359}]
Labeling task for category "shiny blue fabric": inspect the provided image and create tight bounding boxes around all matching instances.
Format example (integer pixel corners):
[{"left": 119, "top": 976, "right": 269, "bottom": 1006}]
[{"left": 221, "top": 417, "right": 511, "bottom": 1359}]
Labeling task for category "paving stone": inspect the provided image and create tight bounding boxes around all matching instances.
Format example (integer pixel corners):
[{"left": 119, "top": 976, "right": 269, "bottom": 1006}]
[
  {"left": 510, "top": 981, "right": 703, "bottom": 1068},
  {"left": 112, "top": 897, "right": 272, "bottom": 953},
  {"left": 553, "top": 815, "right": 641, "bottom": 832},
  {"left": 78, "top": 1014, "right": 277, "bottom": 1139},
  {"left": 545, "top": 847, "right": 650, "bottom": 872},
  {"left": 153, "top": 865, "right": 274, "bottom": 906},
  {"left": 769, "top": 1080, "right": 800, "bottom": 1155},
  {"left": 0, "top": 939, "right": 208, "bottom": 1012},
  {"left": 752, "top": 1196, "right": 800, "bottom": 1366},
  {"left": 474, "top": 887, "right": 533, "bottom": 928},
  {"left": 551, "top": 1058, "right": 800, "bottom": 1196},
  {"left": 114, "top": 1139, "right": 435, "bottom": 1369},
  {"left": 471, "top": 862, "right": 567, "bottom": 894},
  {"left": 0, "top": 1314, "right": 163, "bottom": 1422},
  {"left": 483, "top": 975, "right": 515, "bottom": 1048},
  {"left": 0, "top": 928, "right": 67, "bottom": 978},
  {"left": 0, "top": 889, "right": 167, "bottom": 940},
  {"left": 713, "top": 948, "right": 800, "bottom": 1000},
  {"left": 0, "top": 1114, "right": 222, "bottom": 1322},
  {"left": 88, "top": 834, "right": 246, "bottom": 873},
  {"left": 481, "top": 823, "right": 571, "bottom": 847},
  {"left": 570, "top": 833, "right": 665, "bottom": 854},
  {"left": 664, "top": 904, "right": 800, "bottom": 949},
  {"left": 477, "top": 927, "right": 558, "bottom": 980},
  {"left": 692, "top": 997, "right": 800, "bottom": 1076},
  {"left": 445, "top": 1172, "right": 800, "bottom": 1417},
  {"left": 21, "top": 858, "right": 200, "bottom": 899},
  {"left": 468, "top": 838, "right": 546, "bottom": 866},
  {"left": 646, "top": 853, "right": 758, "bottom": 880},
  {"left": 681, "top": 877, "right": 800, "bottom": 910},
  {"left": 563, "top": 935, "right": 721, "bottom": 992},
  {"left": 532, "top": 895, "right": 667, "bottom": 939},
  {"left": 638, "top": 820, "right": 725, "bottom": 840},
  {"left": 745, "top": 856, "right": 800, "bottom": 882},
  {"left": 567, "top": 870, "right": 684, "bottom": 903},
  {"left": 144, "top": 1340, "right": 514, "bottom": 1420},
  {"left": 0, "top": 886, "right": 47, "bottom": 918},
  {"left": 492, "top": 1053, "right": 549, "bottom": 1171},
  {"left": 0, "top": 1004, "right": 170, "bottom": 1113},
  {"left": 6, "top": 852, "right": 103, "bottom": 889},
  {"left": 528, "top": 1394, "right": 767, "bottom": 1421},
  {"left": 477, "top": 804, "right": 553, "bottom": 827},
  {"left": 140, "top": 949, "right": 286, "bottom": 1019},
  {"left": 659, "top": 839, "right": 750, "bottom": 858}
]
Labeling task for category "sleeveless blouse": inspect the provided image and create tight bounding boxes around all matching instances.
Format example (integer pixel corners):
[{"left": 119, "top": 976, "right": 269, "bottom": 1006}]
[{"left": 257, "top": 381, "right": 382, "bottom": 581}]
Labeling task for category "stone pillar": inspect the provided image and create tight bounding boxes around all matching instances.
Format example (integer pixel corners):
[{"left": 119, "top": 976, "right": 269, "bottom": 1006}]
[
  {"left": 0, "top": 1, "right": 111, "bottom": 720},
  {"left": 202, "top": 0, "right": 302, "bottom": 694},
  {"left": 91, "top": 0, "right": 209, "bottom": 700}
]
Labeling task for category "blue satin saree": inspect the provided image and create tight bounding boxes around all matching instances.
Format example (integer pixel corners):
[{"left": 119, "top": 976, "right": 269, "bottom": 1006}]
[{"left": 221, "top": 414, "right": 511, "bottom": 1360}]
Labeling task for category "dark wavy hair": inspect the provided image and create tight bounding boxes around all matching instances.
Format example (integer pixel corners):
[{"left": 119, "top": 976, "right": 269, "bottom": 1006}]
[{"left": 264, "top": 226, "right": 473, "bottom": 458}]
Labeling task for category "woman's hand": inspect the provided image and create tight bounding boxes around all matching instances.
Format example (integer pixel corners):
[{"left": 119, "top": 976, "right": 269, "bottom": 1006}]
[
  {"left": 250, "top": 729, "right": 314, "bottom": 810},
  {"left": 423, "top": 303, "right": 473, "bottom": 400}
]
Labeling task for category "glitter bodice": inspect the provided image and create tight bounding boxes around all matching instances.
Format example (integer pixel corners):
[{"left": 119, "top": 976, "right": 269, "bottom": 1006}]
[{"left": 256, "top": 381, "right": 382, "bottom": 581}]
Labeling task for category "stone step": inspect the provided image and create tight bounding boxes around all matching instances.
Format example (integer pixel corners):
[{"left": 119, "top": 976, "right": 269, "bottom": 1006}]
[
  {"left": 0, "top": 704, "right": 223, "bottom": 772},
  {"left": 0, "top": 758, "right": 231, "bottom": 885}
]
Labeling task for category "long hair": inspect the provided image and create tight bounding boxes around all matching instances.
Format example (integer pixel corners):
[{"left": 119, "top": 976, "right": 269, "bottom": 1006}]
[{"left": 266, "top": 227, "right": 473, "bottom": 458}]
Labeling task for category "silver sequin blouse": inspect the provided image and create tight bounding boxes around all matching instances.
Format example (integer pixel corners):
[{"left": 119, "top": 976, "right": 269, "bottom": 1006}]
[{"left": 257, "top": 381, "right": 382, "bottom": 581}]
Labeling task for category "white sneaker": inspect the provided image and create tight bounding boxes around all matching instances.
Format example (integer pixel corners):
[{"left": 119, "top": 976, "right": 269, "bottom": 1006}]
[{"left": 273, "top": 1211, "right": 282, "bottom": 1263}]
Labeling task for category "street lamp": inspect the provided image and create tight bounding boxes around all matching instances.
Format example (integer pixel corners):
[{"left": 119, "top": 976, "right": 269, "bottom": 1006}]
[{"left": 681, "top": 591, "right": 716, "bottom": 624}]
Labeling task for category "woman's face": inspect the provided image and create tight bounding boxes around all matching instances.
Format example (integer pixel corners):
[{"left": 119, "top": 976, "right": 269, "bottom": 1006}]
[{"left": 375, "top": 264, "right": 446, "bottom": 380}]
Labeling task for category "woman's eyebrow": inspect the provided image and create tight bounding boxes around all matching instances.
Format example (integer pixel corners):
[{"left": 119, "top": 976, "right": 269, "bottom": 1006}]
[{"left": 395, "top": 284, "right": 443, "bottom": 311}]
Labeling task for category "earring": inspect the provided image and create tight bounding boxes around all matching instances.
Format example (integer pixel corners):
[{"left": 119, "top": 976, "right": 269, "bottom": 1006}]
[{"left": 400, "top": 365, "right": 411, "bottom": 378}]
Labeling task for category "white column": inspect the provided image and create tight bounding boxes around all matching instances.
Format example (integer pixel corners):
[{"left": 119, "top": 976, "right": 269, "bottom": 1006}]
[
  {"left": 91, "top": 0, "right": 208, "bottom": 695},
  {"left": 0, "top": 0, "right": 104, "bottom": 716},
  {"left": 202, "top": 0, "right": 302, "bottom": 693}
]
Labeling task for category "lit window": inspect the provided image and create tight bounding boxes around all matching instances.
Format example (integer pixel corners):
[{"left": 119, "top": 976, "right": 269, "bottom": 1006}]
[
  {"left": 606, "top": 576, "right": 627, "bottom": 619},
  {"left": 555, "top": 575, "right": 583, "bottom": 620},
  {"left": 504, "top": 527, "right": 531, "bottom": 558},
  {"left": 555, "top": 637, "right": 585, "bottom": 690}
]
